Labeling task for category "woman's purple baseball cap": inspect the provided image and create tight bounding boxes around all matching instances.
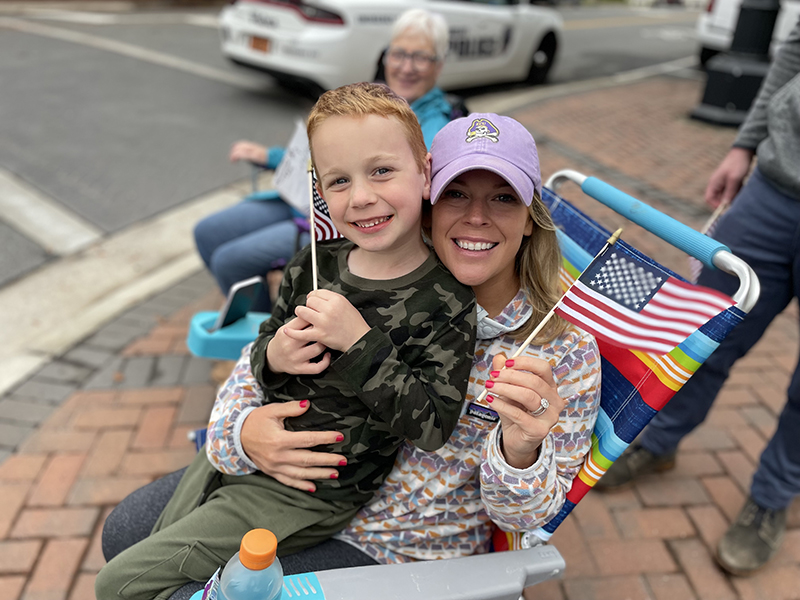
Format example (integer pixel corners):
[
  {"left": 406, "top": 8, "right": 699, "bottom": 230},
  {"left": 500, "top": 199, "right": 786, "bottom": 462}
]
[{"left": 429, "top": 113, "right": 542, "bottom": 206}]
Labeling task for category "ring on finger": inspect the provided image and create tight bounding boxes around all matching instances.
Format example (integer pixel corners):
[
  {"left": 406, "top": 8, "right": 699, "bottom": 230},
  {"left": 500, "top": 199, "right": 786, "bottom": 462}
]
[{"left": 531, "top": 397, "right": 550, "bottom": 417}]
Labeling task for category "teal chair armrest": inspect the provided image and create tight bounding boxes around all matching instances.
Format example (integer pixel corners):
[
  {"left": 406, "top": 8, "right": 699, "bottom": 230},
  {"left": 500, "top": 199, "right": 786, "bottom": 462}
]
[{"left": 186, "top": 311, "right": 270, "bottom": 361}]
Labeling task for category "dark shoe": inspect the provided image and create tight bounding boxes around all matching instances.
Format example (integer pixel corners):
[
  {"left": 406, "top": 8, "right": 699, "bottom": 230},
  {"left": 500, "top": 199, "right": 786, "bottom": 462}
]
[
  {"left": 716, "top": 496, "right": 786, "bottom": 576},
  {"left": 594, "top": 443, "right": 676, "bottom": 489}
]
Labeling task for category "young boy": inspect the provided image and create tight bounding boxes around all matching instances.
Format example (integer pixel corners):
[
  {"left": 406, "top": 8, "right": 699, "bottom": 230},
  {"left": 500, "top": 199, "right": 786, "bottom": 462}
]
[
  {"left": 95, "top": 83, "right": 475, "bottom": 600},
  {"left": 249, "top": 81, "right": 476, "bottom": 500}
]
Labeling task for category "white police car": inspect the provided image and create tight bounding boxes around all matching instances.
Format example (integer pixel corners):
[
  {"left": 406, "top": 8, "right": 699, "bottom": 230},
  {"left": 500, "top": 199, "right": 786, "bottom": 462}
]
[
  {"left": 697, "top": 0, "right": 800, "bottom": 65},
  {"left": 219, "top": 0, "right": 562, "bottom": 92}
]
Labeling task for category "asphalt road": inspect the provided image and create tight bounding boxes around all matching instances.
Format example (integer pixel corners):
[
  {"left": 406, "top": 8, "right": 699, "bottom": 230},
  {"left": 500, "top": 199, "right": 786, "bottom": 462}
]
[
  {"left": 555, "top": 6, "right": 699, "bottom": 82},
  {"left": 0, "top": 3, "right": 701, "bottom": 288}
]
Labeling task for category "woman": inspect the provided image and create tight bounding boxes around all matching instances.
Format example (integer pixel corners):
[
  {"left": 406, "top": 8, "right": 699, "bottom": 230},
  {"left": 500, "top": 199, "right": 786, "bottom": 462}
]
[
  {"left": 102, "top": 114, "right": 600, "bottom": 599},
  {"left": 194, "top": 8, "right": 453, "bottom": 312}
]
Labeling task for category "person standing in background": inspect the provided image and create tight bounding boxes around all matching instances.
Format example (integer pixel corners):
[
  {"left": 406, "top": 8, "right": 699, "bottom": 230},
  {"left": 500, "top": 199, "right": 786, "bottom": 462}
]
[{"left": 597, "top": 18, "right": 800, "bottom": 576}]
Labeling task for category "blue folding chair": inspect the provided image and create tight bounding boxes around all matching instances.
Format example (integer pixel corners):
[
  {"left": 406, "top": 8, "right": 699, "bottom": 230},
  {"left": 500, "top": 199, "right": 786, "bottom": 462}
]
[{"left": 186, "top": 170, "right": 759, "bottom": 599}]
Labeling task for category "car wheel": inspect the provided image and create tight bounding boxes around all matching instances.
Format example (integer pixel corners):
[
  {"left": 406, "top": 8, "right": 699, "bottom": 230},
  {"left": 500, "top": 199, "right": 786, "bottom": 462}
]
[
  {"left": 526, "top": 32, "right": 557, "bottom": 85},
  {"left": 699, "top": 46, "right": 720, "bottom": 67}
]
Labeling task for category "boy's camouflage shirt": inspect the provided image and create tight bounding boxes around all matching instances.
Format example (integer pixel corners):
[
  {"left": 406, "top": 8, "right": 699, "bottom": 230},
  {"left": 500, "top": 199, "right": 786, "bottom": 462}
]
[{"left": 250, "top": 239, "right": 476, "bottom": 503}]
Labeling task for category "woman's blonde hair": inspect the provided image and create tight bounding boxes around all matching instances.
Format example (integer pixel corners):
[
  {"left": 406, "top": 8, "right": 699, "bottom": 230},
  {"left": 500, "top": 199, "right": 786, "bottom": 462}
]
[
  {"left": 514, "top": 190, "right": 569, "bottom": 344},
  {"left": 307, "top": 82, "right": 427, "bottom": 174}
]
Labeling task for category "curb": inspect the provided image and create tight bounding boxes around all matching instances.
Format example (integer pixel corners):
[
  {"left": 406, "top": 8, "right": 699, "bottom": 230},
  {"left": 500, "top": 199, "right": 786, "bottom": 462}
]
[
  {"left": 0, "top": 178, "right": 255, "bottom": 398},
  {"left": 469, "top": 55, "right": 699, "bottom": 115}
]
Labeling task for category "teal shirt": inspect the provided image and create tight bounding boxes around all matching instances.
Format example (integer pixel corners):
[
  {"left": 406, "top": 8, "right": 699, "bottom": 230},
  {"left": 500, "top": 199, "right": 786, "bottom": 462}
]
[{"left": 410, "top": 86, "right": 452, "bottom": 149}]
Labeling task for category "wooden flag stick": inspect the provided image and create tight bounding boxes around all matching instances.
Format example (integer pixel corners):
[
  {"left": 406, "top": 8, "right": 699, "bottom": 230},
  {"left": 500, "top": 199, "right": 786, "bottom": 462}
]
[
  {"left": 475, "top": 227, "right": 623, "bottom": 404},
  {"left": 308, "top": 161, "right": 318, "bottom": 291},
  {"left": 699, "top": 198, "right": 730, "bottom": 235}
]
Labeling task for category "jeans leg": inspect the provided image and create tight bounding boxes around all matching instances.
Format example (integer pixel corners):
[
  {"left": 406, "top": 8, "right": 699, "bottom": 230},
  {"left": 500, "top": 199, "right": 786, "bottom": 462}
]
[
  {"left": 194, "top": 200, "right": 295, "bottom": 287},
  {"left": 641, "top": 170, "right": 798, "bottom": 455},
  {"left": 750, "top": 201, "right": 800, "bottom": 509},
  {"left": 752, "top": 350, "right": 800, "bottom": 509}
]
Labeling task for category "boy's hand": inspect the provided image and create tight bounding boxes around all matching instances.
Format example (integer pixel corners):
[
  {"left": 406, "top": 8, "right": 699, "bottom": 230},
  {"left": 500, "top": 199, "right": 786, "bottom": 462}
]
[
  {"left": 291, "top": 289, "right": 370, "bottom": 352},
  {"left": 266, "top": 316, "right": 331, "bottom": 375}
]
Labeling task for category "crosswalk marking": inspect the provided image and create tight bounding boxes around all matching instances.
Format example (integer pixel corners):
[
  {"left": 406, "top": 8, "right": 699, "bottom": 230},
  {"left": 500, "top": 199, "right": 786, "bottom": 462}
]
[
  {"left": 0, "top": 17, "right": 266, "bottom": 91},
  {"left": 0, "top": 169, "right": 102, "bottom": 256}
]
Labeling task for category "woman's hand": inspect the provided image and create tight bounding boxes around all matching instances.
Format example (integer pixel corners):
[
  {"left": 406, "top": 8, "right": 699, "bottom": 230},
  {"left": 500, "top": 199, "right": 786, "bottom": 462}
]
[
  {"left": 484, "top": 354, "right": 565, "bottom": 469},
  {"left": 292, "top": 289, "right": 370, "bottom": 352},
  {"left": 229, "top": 140, "right": 268, "bottom": 165},
  {"left": 266, "top": 316, "right": 331, "bottom": 376},
  {"left": 241, "top": 400, "right": 346, "bottom": 493}
]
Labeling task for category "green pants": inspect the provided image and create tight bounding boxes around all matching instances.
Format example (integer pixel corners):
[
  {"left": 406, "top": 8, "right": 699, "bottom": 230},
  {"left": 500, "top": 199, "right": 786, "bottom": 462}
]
[{"left": 95, "top": 452, "right": 360, "bottom": 600}]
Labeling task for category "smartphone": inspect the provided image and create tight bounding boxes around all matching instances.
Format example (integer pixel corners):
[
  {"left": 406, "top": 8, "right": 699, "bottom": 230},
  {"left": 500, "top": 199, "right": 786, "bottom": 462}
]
[{"left": 212, "top": 276, "right": 266, "bottom": 331}]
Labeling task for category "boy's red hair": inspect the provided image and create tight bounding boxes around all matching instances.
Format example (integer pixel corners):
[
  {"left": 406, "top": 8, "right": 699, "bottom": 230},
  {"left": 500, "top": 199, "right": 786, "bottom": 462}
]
[{"left": 307, "top": 82, "right": 428, "bottom": 173}]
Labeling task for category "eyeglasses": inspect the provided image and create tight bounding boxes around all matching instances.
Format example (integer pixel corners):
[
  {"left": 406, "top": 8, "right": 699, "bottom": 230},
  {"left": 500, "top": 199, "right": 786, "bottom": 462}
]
[{"left": 383, "top": 47, "right": 438, "bottom": 71}]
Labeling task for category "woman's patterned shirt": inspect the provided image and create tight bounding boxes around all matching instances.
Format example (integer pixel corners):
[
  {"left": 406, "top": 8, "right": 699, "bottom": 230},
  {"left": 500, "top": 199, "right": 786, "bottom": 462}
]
[{"left": 206, "top": 290, "right": 601, "bottom": 563}]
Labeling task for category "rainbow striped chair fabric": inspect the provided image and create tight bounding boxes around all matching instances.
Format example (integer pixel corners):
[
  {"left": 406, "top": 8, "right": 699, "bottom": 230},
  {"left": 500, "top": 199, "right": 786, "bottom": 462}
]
[{"left": 523, "top": 171, "right": 756, "bottom": 547}]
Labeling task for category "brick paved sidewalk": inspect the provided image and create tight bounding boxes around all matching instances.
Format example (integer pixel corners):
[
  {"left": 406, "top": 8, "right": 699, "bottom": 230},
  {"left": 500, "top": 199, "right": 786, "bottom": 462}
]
[{"left": 2, "top": 72, "right": 798, "bottom": 600}]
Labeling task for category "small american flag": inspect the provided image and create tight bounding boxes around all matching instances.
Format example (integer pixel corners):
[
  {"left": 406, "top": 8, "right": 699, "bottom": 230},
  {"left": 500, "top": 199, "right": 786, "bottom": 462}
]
[
  {"left": 688, "top": 200, "right": 729, "bottom": 283},
  {"left": 311, "top": 170, "right": 342, "bottom": 241},
  {"left": 555, "top": 244, "right": 734, "bottom": 355}
]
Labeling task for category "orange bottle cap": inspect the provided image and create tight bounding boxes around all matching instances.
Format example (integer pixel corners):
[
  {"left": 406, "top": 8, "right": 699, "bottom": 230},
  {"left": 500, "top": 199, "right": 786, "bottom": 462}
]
[{"left": 239, "top": 529, "right": 278, "bottom": 570}]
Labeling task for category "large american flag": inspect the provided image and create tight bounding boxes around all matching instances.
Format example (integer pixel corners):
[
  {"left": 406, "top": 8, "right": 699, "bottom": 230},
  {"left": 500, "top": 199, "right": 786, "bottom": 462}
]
[
  {"left": 555, "top": 244, "right": 734, "bottom": 355},
  {"left": 311, "top": 170, "right": 343, "bottom": 241}
]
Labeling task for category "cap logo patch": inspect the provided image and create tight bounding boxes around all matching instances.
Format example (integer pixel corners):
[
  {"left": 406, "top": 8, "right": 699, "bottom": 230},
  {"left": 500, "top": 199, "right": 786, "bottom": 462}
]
[{"left": 466, "top": 118, "right": 499, "bottom": 143}]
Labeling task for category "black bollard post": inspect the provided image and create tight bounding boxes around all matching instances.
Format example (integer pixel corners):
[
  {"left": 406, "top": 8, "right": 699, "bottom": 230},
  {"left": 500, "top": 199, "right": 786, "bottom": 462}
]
[{"left": 691, "top": 0, "right": 781, "bottom": 126}]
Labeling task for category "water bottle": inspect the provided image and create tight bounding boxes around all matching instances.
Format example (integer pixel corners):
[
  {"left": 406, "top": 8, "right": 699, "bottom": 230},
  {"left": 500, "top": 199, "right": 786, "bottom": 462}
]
[{"left": 218, "top": 529, "right": 284, "bottom": 600}]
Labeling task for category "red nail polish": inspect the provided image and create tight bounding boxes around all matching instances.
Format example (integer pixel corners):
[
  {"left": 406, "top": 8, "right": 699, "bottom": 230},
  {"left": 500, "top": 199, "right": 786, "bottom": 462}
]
[
  {"left": 308, "top": 488, "right": 315, "bottom": 493},
  {"left": 336, "top": 434, "right": 344, "bottom": 442},
  {"left": 490, "top": 371, "right": 500, "bottom": 378},
  {"left": 299, "top": 400, "right": 309, "bottom": 408},
  {"left": 485, "top": 380, "right": 494, "bottom": 389},
  {"left": 339, "top": 459, "right": 347, "bottom": 466},
  {"left": 505, "top": 359, "right": 515, "bottom": 368},
  {"left": 487, "top": 395, "right": 495, "bottom": 403},
  {"left": 330, "top": 472, "right": 338, "bottom": 479}
]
